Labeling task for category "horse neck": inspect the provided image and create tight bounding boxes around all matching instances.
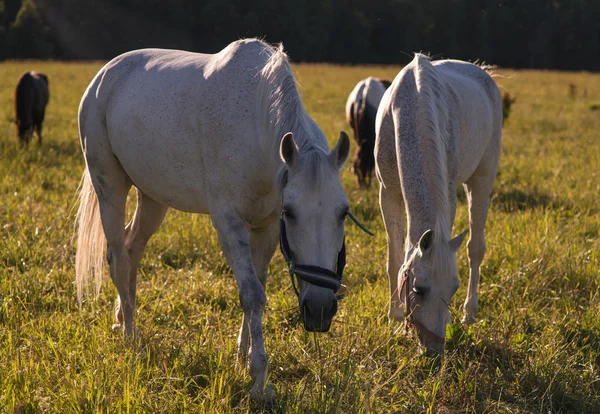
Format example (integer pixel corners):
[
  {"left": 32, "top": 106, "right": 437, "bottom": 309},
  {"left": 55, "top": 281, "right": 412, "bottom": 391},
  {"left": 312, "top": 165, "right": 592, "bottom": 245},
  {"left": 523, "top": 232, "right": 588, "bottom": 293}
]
[{"left": 402, "top": 55, "right": 453, "bottom": 248}]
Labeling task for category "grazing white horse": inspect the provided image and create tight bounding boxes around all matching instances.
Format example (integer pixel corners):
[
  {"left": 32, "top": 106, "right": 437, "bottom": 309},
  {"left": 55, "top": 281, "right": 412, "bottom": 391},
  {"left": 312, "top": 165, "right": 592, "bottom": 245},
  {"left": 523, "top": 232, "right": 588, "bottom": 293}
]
[
  {"left": 75, "top": 39, "right": 350, "bottom": 399},
  {"left": 345, "top": 77, "right": 391, "bottom": 187},
  {"left": 375, "top": 54, "right": 501, "bottom": 354}
]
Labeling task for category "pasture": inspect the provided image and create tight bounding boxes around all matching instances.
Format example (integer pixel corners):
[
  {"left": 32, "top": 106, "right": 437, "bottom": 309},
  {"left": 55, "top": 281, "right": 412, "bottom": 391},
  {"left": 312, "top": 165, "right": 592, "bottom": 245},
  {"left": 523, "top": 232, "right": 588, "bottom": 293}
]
[{"left": 0, "top": 60, "right": 598, "bottom": 412}]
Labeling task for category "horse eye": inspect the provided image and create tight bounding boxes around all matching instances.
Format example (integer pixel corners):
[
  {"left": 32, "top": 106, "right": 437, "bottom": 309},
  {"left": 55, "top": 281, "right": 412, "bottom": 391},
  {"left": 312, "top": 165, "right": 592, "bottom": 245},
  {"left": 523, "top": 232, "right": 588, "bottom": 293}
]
[
  {"left": 283, "top": 210, "right": 296, "bottom": 220},
  {"left": 413, "top": 286, "right": 427, "bottom": 297}
]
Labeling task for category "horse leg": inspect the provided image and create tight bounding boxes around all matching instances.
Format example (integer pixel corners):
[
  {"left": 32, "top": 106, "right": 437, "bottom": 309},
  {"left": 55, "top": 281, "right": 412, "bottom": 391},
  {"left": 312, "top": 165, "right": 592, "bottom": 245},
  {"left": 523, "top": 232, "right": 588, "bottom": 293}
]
[
  {"left": 237, "top": 222, "right": 279, "bottom": 364},
  {"left": 210, "top": 208, "right": 272, "bottom": 400},
  {"left": 461, "top": 167, "right": 497, "bottom": 324},
  {"left": 352, "top": 156, "right": 362, "bottom": 187},
  {"left": 33, "top": 109, "right": 44, "bottom": 145},
  {"left": 113, "top": 190, "right": 168, "bottom": 331},
  {"left": 379, "top": 186, "right": 406, "bottom": 324},
  {"left": 88, "top": 157, "right": 134, "bottom": 336}
]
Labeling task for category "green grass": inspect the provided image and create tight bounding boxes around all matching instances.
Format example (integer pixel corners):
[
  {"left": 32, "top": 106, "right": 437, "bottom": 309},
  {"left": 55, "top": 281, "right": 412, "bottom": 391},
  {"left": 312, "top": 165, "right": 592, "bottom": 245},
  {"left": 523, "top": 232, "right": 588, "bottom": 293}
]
[{"left": 0, "top": 60, "right": 599, "bottom": 413}]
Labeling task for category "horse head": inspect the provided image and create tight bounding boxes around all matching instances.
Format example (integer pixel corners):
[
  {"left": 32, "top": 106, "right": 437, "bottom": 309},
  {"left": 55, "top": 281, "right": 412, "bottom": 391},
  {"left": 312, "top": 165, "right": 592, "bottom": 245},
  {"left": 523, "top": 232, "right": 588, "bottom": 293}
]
[
  {"left": 400, "top": 228, "right": 467, "bottom": 355},
  {"left": 279, "top": 131, "right": 350, "bottom": 331}
]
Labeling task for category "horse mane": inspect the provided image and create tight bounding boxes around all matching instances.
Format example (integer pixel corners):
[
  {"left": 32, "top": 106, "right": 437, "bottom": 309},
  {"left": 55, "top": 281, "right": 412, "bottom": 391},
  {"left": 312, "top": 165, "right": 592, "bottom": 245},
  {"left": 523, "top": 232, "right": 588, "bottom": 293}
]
[
  {"left": 471, "top": 59, "right": 498, "bottom": 77},
  {"left": 413, "top": 54, "right": 457, "bottom": 273},
  {"left": 256, "top": 41, "right": 330, "bottom": 190}
]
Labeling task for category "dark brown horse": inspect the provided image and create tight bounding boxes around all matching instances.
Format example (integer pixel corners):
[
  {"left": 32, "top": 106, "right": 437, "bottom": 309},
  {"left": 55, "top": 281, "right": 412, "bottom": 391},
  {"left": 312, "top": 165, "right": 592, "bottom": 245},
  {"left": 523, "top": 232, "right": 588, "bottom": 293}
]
[
  {"left": 15, "top": 71, "right": 49, "bottom": 146},
  {"left": 345, "top": 77, "right": 391, "bottom": 188}
]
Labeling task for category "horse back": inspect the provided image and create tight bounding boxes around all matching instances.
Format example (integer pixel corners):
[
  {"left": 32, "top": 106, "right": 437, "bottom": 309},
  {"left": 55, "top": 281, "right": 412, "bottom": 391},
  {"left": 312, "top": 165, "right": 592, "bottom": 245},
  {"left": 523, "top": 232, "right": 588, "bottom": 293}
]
[
  {"left": 31, "top": 72, "right": 50, "bottom": 108},
  {"left": 433, "top": 60, "right": 502, "bottom": 131},
  {"left": 79, "top": 41, "right": 282, "bottom": 217},
  {"left": 431, "top": 60, "right": 502, "bottom": 181},
  {"left": 15, "top": 72, "right": 49, "bottom": 117}
]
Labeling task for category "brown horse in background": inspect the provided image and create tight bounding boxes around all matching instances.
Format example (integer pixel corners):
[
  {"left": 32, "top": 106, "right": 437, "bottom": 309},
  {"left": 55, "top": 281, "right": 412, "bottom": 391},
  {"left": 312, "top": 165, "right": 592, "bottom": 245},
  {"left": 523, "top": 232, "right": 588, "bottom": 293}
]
[
  {"left": 345, "top": 77, "right": 391, "bottom": 188},
  {"left": 15, "top": 71, "right": 49, "bottom": 147}
]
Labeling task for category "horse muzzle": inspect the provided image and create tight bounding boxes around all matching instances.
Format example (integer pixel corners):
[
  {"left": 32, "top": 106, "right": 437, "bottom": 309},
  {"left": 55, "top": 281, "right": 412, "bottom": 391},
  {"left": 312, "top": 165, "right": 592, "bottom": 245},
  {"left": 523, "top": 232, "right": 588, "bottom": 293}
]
[{"left": 300, "top": 291, "right": 338, "bottom": 332}]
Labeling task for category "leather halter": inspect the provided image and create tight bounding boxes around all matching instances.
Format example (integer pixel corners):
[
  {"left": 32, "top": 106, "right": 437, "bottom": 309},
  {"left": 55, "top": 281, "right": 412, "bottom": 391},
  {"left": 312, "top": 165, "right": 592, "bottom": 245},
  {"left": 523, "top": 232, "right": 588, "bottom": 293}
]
[
  {"left": 399, "top": 262, "right": 446, "bottom": 345},
  {"left": 279, "top": 217, "right": 346, "bottom": 298}
]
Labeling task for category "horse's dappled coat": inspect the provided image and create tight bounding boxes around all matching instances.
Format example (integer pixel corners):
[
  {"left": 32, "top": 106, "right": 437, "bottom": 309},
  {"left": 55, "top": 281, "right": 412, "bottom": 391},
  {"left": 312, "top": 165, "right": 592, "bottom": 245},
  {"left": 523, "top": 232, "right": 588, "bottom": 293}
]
[
  {"left": 375, "top": 54, "right": 501, "bottom": 354},
  {"left": 76, "top": 39, "right": 350, "bottom": 399}
]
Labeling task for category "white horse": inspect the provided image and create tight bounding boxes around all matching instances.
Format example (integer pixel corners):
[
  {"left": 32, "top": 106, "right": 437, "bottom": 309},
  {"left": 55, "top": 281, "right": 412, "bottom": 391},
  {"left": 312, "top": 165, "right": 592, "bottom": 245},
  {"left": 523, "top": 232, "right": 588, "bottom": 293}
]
[
  {"left": 375, "top": 54, "right": 501, "bottom": 354},
  {"left": 75, "top": 39, "right": 351, "bottom": 399},
  {"left": 345, "top": 77, "right": 391, "bottom": 187}
]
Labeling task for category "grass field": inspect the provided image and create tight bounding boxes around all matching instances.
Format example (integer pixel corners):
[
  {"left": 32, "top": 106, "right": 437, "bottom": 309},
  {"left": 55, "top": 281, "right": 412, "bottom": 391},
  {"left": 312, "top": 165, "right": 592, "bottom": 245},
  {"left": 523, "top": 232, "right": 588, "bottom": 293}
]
[{"left": 0, "top": 59, "right": 599, "bottom": 413}]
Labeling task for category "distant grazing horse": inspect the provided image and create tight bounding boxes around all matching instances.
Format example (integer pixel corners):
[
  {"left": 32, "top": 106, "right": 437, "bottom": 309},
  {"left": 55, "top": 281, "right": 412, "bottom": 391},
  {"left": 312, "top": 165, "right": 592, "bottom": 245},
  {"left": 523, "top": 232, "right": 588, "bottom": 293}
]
[
  {"left": 345, "top": 77, "right": 391, "bottom": 187},
  {"left": 15, "top": 71, "right": 49, "bottom": 146},
  {"left": 375, "top": 54, "right": 501, "bottom": 355},
  {"left": 502, "top": 91, "right": 516, "bottom": 124},
  {"left": 76, "top": 39, "right": 350, "bottom": 399}
]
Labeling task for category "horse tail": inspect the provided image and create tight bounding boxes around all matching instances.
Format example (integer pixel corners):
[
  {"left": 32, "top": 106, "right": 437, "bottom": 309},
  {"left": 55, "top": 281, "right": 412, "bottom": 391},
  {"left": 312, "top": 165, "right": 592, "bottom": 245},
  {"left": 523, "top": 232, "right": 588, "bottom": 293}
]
[
  {"left": 75, "top": 167, "right": 106, "bottom": 303},
  {"left": 413, "top": 54, "right": 452, "bottom": 243}
]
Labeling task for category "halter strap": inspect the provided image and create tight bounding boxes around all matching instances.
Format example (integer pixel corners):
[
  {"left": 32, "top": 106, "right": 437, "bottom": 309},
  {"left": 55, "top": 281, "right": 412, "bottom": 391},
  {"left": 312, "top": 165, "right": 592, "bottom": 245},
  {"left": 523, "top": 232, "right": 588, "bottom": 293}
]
[
  {"left": 279, "top": 218, "right": 345, "bottom": 297},
  {"left": 400, "top": 267, "right": 446, "bottom": 345},
  {"left": 279, "top": 209, "right": 370, "bottom": 299}
]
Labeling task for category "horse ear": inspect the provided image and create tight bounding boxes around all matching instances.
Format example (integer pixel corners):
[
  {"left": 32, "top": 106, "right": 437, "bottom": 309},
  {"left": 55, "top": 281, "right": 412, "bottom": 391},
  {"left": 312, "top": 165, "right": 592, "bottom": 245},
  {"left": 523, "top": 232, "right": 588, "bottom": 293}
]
[
  {"left": 330, "top": 131, "right": 350, "bottom": 170},
  {"left": 449, "top": 229, "right": 468, "bottom": 252},
  {"left": 280, "top": 132, "right": 298, "bottom": 168},
  {"left": 418, "top": 229, "right": 434, "bottom": 253}
]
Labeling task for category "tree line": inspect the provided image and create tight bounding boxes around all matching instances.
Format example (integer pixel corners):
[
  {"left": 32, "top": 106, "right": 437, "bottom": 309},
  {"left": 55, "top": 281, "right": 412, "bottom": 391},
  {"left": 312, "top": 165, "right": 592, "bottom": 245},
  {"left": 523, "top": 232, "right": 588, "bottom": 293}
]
[{"left": 1, "top": 0, "right": 599, "bottom": 70}]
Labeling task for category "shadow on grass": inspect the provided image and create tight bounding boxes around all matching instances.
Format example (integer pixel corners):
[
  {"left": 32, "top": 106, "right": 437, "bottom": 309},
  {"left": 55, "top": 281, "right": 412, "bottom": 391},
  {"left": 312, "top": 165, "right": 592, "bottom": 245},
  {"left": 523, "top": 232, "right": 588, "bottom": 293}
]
[
  {"left": 391, "top": 187, "right": 560, "bottom": 214},
  {"left": 445, "top": 322, "right": 600, "bottom": 413},
  {"left": 491, "top": 188, "right": 567, "bottom": 212}
]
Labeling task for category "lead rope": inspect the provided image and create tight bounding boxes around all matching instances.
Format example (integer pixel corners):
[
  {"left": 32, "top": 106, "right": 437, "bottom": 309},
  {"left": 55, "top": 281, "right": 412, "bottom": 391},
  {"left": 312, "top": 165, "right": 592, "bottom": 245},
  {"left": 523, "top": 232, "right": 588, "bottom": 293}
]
[{"left": 347, "top": 211, "right": 374, "bottom": 236}]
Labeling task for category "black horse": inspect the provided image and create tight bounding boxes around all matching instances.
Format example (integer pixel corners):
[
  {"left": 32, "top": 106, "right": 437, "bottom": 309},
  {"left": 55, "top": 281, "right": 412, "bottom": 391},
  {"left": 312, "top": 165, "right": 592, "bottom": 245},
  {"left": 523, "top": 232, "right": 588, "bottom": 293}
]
[
  {"left": 15, "top": 71, "right": 49, "bottom": 146},
  {"left": 345, "top": 77, "right": 391, "bottom": 188}
]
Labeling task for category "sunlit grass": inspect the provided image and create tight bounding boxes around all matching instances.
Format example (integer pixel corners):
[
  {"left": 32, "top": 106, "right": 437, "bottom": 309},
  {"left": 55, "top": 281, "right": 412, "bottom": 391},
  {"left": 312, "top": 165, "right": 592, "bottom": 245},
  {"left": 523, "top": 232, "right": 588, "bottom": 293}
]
[{"left": 0, "top": 60, "right": 599, "bottom": 412}]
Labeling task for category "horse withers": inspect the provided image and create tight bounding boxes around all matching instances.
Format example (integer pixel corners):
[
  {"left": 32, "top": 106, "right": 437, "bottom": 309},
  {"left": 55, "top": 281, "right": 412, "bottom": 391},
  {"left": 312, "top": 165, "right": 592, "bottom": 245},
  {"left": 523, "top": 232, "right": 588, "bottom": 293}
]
[
  {"left": 15, "top": 71, "right": 49, "bottom": 146},
  {"left": 75, "top": 39, "right": 350, "bottom": 399},
  {"left": 375, "top": 54, "right": 501, "bottom": 355},
  {"left": 346, "top": 77, "right": 391, "bottom": 188}
]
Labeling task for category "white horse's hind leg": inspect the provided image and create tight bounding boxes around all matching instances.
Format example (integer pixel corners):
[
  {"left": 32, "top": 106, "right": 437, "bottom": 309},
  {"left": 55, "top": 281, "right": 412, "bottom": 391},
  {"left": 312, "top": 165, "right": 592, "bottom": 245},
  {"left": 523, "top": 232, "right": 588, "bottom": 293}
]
[
  {"left": 114, "top": 190, "right": 168, "bottom": 330},
  {"left": 210, "top": 208, "right": 272, "bottom": 400},
  {"left": 462, "top": 163, "right": 497, "bottom": 324},
  {"left": 238, "top": 223, "right": 279, "bottom": 364},
  {"left": 88, "top": 159, "right": 134, "bottom": 335},
  {"left": 379, "top": 186, "right": 406, "bottom": 324}
]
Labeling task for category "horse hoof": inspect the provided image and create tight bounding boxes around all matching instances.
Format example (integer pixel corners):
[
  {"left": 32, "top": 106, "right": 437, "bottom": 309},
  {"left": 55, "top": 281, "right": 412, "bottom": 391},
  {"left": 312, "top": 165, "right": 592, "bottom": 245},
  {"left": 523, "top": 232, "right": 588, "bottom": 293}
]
[
  {"left": 111, "top": 324, "right": 138, "bottom": 338},
  {"left": 250, "top": 383, "right": 276, "bottom": 402}
]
